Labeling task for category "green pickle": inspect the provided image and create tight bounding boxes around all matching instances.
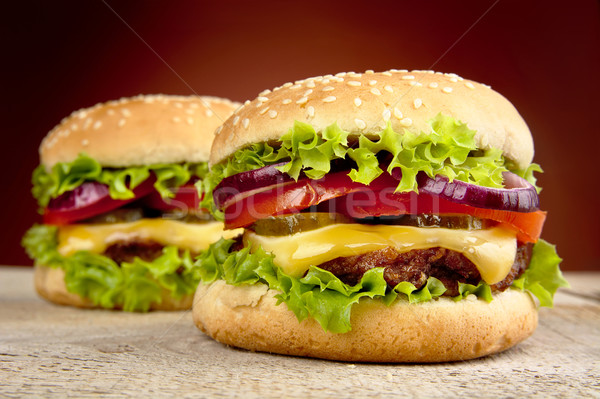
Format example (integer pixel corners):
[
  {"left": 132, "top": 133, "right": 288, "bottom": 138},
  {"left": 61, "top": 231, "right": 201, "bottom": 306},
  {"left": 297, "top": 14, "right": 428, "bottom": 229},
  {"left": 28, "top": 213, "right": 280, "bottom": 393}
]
[{"left": 249, "top": 212, "right": 491, "bottom": 236}]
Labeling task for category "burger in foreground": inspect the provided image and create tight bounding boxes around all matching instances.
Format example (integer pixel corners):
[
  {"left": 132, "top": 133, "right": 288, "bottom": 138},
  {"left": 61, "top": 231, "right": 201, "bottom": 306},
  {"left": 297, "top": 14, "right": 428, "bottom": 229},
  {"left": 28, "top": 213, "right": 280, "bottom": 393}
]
[
  {"left": 192, "top": 70, "right": 568, "bottom": 362},
  {"left": 23, "top": 95, "right": 241, "bottom": 311}
]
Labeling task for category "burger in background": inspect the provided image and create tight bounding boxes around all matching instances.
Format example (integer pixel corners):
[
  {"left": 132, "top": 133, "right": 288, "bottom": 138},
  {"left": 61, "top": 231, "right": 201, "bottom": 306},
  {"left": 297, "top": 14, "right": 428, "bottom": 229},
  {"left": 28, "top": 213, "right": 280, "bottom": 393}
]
[
  {"left": 192, "top": 70, "right": 568, "bottom": 362},
  {"left": 22, "top": 95, "right": 241, "bottom": 311}
]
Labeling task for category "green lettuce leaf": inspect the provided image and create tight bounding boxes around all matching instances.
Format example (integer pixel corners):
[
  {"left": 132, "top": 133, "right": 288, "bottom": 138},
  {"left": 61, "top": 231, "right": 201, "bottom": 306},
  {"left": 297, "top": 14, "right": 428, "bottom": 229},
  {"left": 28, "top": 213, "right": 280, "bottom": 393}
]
[
  {"left": 21, "top": 224, "right": 199, "bottom": 312},
  {"left": 32, "top": 153, "right": 207, "bottom": 210},
  {"left": 512, "top": 239, "right": 569, "bottom": 307},
  {"left": 201, "top": 114, "right": 533, "bottom": 218}
]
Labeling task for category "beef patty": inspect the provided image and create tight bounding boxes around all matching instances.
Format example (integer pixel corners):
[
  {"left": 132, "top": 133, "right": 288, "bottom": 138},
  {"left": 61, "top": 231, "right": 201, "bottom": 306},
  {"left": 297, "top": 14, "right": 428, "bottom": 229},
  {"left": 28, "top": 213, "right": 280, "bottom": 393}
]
[{"left": 319, "top": 243, "right": 533, "bottom": 296}]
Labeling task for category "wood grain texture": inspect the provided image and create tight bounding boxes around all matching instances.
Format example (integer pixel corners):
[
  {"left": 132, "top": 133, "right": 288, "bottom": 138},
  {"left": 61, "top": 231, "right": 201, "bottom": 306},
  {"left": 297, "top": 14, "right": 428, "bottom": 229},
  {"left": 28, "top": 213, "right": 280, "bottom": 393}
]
[{"left": 1, "top": 267, "right": 599, "bottom": 398}]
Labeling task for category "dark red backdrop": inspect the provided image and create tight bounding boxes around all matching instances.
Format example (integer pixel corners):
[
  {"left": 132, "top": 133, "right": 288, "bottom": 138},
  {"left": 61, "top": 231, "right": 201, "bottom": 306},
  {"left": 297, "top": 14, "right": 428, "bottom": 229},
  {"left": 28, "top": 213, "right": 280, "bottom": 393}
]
[{"left": 3, "top": 0, "right": 599, "bottom": 270}]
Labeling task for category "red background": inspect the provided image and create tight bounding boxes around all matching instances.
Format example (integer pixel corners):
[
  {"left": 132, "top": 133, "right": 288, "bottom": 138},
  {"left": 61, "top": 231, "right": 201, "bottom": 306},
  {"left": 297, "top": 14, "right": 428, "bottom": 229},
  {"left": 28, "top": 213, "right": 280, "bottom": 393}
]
[{"left": 3, "top": 0, "right": 599, "bottom": 270}]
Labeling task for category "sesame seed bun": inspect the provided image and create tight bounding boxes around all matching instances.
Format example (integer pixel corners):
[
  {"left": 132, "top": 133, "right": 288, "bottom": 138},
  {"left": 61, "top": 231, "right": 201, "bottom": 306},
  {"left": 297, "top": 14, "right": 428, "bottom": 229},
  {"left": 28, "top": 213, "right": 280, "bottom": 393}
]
[
  {"left": 35, "top": 265, "right": 193, "bottom": 311},
  {"left": 210, "top": 70, "right": 533, "bottom": 169},
  {"left": 41, "top": 95, "right": 241, "bottom": 170},
  {"left": 193, "top": 280, "right": 538, "bottom": 363}
]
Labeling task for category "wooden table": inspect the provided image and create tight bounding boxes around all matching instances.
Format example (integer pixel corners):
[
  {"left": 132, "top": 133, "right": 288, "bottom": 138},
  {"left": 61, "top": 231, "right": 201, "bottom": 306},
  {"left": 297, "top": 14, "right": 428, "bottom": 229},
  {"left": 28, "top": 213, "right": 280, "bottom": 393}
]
[{"left": 1, "top": 267, "right": 598, "bottom": 398}]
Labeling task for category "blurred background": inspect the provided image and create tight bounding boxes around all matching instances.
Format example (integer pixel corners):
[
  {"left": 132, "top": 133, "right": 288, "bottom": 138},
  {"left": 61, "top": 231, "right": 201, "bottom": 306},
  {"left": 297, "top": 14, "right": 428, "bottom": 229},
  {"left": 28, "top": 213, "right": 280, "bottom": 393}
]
[{"left": 3, "top": 0, "right": 599, "bottom": 270}]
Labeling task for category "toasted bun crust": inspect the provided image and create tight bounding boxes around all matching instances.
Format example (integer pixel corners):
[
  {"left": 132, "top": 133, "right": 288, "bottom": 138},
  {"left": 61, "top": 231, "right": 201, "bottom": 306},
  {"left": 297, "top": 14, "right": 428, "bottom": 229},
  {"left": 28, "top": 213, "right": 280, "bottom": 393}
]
[
  {"left": 211, "top": 70, "right": 533, "bottom": 169},
  {"left": 41, "top": 95, "right": 240, "bottom": 170},
  {"left": 34, "top": 265, "right": 193, "bottom": 311},
  {"left": 193, "top": 280, "right": 538, "bottom": 363}
]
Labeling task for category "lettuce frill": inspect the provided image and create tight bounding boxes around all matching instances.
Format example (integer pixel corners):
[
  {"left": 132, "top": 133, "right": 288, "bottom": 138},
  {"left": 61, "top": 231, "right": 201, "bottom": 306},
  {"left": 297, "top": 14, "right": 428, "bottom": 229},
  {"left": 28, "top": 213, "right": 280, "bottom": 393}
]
[
  {"left": 201, "top": 114, "right": 542, "bottom": 216},
  {"left": 32, "top": 153, "right": 208, "bottom": 211}
]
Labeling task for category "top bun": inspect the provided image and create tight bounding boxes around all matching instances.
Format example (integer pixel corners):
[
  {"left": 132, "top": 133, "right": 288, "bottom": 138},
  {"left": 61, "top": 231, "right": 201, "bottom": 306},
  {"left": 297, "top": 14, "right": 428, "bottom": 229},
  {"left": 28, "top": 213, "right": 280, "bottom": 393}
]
[
  {"left": 211, "top": 70, "right": 533, "bottom": 169},
  {"left": 41, "top": 95, "right": 241, "bottom": 170}
]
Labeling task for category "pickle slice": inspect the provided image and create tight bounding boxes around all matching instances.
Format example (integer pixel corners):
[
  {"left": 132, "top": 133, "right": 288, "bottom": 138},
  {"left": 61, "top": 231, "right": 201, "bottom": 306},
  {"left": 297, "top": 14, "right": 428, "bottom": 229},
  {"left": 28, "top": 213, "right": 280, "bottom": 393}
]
[
  {"left": 249, "top": 213, "right": 352, "bottom": 236},
  {"left": 355, "top": 214, "right": 493, "bottom": 230},
  {"left": 249, "top": 213, "right": 492, "bottom": 236}
]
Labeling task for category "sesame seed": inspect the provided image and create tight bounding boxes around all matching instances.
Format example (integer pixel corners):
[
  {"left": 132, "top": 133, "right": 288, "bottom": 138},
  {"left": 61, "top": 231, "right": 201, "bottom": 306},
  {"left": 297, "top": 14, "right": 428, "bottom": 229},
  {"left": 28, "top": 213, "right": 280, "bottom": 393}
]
[
  {"left": 186, "top": 117, "right": 194, "bottom": 125},
  {"left": 336, "top": 72, "right": 347, "bottom": 77},
  {"left": 121, "top": 108, "right": 131, "bottom": 117},
  {"left": 370, "top": 88, "right": 382, "bottom": 96},
  {"left": 71, "top": 124, "right": 78, "bottom": 131},
  {"left": 185, "top": 109, "right": 195, "bottom": 115},
  {"left": 442, "top": 87, "right": 453, "bottom": 93},
  {"left": 400, "top": 117, "right": 413, "bottom": 127},
  {"left": 303, "top": 89, "right": 313, "bottom": 97},
  {"left": 282, "top": 82, "right": 293, "bottom": 88},
  {"left": 174, "top": 102, "right": 183, "bottom": 109},
  {"left": 354, "top": 118, "right": 367, "bottom": 129},
  {"left": 321, "top": 78, "right": 330, "bottom": 84},
  {"left": 323, "top": 96, "right": 337, "bottom": 103},
  {"left": 172, "top": 116, "right": 181, "bottom": 123},
  {"left": 77, "top": 111, "right": 87, "bottom": 119},
  {"left": 413, "top": 98, "right": 423, "bottom": 109},
  {"left": 382, "top": 109, "right": 391, "bottom": 122},
  {"left": 205, "top": 109, "right": 213, "bottom": 117},
  {"left": 244, "top": 100, "right": 251, "bottom": 106},
  {"left": 365, "top": 70, "right": 374, "bottom": 74},
  {"left": 382, "top": 71, "right": 392, "bottom": 77},
  {"left": 257, "top": 96, "right": 269, "bottom": 102},
  {"left": 296, "top": 97, "right": 308, "bottom": 105},
  {"left": 268, "top": 110, "right": 278, "bottom": 119},
  {"left": 305, "top": 81, "right": 316, "bottom": 88},
  {"left": 233, "top": 116, "right": 240, "bottom": 126},
  {"left": 93, "top": 121, "right": 102, "bottom": 130},
  {"left": 369, "top": 80, "right": 377, "bottom": 86},
  {"left": 81, "top": 139, "right": 89, "bottom": 146},
  {"left": 107, "top": 109, "right": 115, "bottom": 116},
  {"left": 354, "top": 97, "right": 362, "bottom": 107},
  {"left": 393, "top": 108, "right": 403, "bottom": 119},
  {"left": 322, "top": 86, "right": 335, "bottom": 92},
  {"left": 482, "top": 84, "right": 491, "bottom": 89},
  {"left": 307, "top": 106, "right": 315, "bottom": 117},
  {"left": 190, "top": 103, "right": 199, "bottom": 108},
  {"left": 242, "top": 118, "right": 249, "bottom": 129},
  {"left": 347, "top": 81, "right": 361, "bottom": 87},
  {"left": 83, "top": 118, "right": 92, "bottom": 129},
  {"left": 259, "top": 106, "right": 270, "bottom": 115},
  {"left": 465, "top": 82, "right": 475, "bottom": 89},
  {"left": 402, "top": 75, "right": 415, "bottom": 80},
  {"left": 282, "top": 99, "right": 292, "bottom": 105},
  {"left": 450, "top": 77, "right": 458, "bottom": 83},
  {"left": 429, "top": 82, "right": 439, "bottom": 88},
  {"left": 290, "top": 84, "right": 302, "bottom": 90},
  {"left": 259, "top": 89, "right": 271, "bottom": 96},
  {"left": 382, "top": 85, "right": 392, "bottom": 93},
  {"left": 118, "top": 119, "right": 126, "bottom": 127}
]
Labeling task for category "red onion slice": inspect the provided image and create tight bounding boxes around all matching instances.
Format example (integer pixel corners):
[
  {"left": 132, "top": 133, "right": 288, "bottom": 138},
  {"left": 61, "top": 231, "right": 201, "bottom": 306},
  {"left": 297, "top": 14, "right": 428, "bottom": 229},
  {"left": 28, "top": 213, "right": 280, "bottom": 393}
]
[
  {"left": 408, "top": 170, "right": 539, "bottom": 212},
  {"left": 214, "top": 163, "right": 293, "bottom": 209}
]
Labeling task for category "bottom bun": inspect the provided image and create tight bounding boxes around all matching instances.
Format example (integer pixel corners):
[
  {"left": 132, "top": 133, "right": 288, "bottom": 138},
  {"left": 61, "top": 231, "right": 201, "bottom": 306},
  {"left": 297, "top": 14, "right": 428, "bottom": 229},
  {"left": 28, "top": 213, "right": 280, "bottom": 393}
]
[
  {"left": 193, "top": 280, "right": 538, "bottom": 362},
  {"left": 34, "top": 265, "right": 193, "bottom": 311}
]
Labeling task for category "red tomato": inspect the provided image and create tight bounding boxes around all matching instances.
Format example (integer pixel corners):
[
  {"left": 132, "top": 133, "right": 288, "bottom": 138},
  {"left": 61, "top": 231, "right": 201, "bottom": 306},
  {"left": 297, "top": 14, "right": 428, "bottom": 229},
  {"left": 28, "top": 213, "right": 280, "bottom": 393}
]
[
  {"left": 141, "top": 184, "right": 204, "bottom": 212},
  {"left": 43, "top": 178, "right": 156, "bottom": 225},
  {"left": 222, "top": 171, "right": 546, "bottom": 243}
]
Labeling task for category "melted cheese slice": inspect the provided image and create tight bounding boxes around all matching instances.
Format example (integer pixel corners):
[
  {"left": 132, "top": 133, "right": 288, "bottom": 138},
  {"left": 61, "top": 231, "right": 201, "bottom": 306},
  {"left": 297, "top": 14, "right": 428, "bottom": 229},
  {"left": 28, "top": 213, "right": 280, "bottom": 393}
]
[
  {"left": 246, "top": 224, "right": 517, "bottom": 285},
  {"left": 57, "top": 219, "right": 241, "bottom": 256}
]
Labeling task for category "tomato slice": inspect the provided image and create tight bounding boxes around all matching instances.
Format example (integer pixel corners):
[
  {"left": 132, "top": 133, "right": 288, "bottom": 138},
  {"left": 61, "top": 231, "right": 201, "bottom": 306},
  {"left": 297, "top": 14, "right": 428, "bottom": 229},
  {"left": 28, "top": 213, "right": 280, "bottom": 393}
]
[
  {"left": 222, "top": 171, "right": 546, "bottom": 243},
  {"left": 43, "top": 178, "right": 156, "bottom": 225},
  {"left": 141, "top": 184, "right": 204, "bottom": 212}
]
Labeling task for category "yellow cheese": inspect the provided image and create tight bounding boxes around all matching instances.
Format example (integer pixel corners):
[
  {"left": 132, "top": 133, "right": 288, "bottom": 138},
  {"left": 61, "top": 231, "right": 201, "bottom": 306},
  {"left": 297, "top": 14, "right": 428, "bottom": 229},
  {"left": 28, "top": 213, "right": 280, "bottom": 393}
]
[
  {"left": 246, "top": 224, "right": 517, "bottom": 285},
  {"left": 57, "top": 219, "right": 241, "bottom": 256}
]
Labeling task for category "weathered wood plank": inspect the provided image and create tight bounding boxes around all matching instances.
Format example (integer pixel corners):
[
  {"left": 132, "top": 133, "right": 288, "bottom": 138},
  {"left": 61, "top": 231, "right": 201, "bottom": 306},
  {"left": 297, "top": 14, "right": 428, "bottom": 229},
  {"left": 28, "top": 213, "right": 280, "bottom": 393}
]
[{"left": 1, "top": 267, "right": 599, "bottom": 398}]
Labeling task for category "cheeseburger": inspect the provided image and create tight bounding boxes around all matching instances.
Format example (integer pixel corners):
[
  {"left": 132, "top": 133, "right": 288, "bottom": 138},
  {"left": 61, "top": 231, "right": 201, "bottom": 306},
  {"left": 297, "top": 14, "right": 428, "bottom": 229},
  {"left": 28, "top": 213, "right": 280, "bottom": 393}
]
[
  {"left": 23, "top": 95, "right": 241, "bottom": 311},
  {"left": 192, "top": 70, "right": 568, "bottom": 362}
]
